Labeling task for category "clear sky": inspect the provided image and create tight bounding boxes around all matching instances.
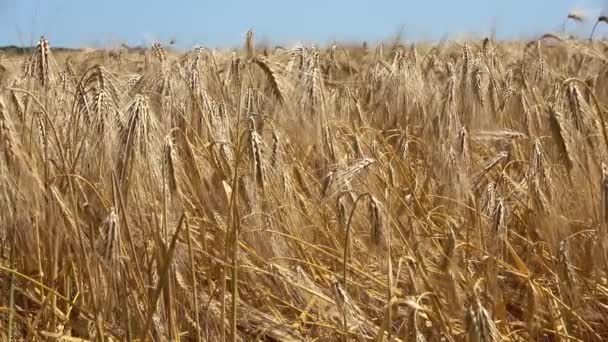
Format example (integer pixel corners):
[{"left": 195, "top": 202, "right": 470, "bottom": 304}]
[{"left": 0, "top": 0, "right": 606, "bottom": 48}]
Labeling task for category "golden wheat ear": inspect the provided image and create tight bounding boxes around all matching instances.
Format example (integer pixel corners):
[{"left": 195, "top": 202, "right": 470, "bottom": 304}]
[
  {"left": 590, "top": 16, "right": 608, "bottom": 41},
  {"left": 245, "top": 29, "right": 255, "bottom": 60},
  {"left": 252, "top": 57, "right": 285, "bottom": 104},
  {"left": 24, "top": 36, "right": 56, "bottom": 86},
  {"left": 548, "top": 106, "right": 575, "bottom": 173},
  {"left": 367, "top": 196, "right": 386, "bottom": 251},
  {"left": 567, "top": 11, "right": 586, "bottom": 23}
]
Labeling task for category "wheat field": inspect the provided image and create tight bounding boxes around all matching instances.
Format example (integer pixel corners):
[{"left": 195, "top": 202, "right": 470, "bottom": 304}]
[{"left": 1, "top": 31, "right": 608, "bottom": 341}]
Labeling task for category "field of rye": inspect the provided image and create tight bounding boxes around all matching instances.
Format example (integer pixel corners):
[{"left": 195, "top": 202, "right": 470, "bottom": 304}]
[{"left": 1, "top": 29, "right": 608, "bottom": 341}]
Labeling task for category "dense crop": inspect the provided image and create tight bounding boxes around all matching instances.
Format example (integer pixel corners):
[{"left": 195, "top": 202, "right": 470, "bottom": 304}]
[{"left": 2, "top": 32, "right": 608, "bottom": 341}]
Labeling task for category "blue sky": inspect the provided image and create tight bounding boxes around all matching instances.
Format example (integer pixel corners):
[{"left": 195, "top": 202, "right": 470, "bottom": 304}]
[{"left": 0, "top": 0, "right": 606, "bottom": 48}]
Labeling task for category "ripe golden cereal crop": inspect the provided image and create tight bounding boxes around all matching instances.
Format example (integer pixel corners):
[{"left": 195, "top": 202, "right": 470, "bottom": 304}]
[{"left": 2, "top": 32, "right": 608, "bottom": 341}]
